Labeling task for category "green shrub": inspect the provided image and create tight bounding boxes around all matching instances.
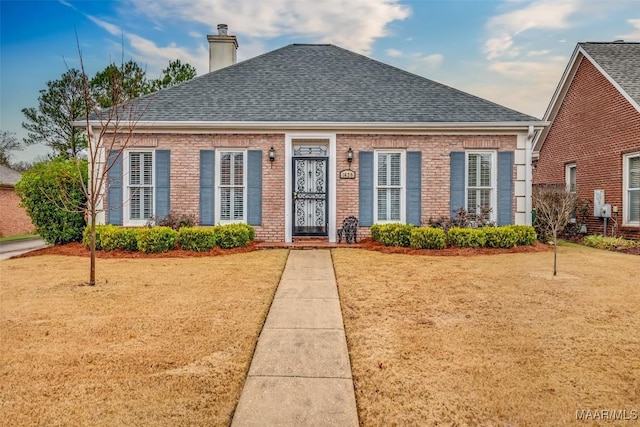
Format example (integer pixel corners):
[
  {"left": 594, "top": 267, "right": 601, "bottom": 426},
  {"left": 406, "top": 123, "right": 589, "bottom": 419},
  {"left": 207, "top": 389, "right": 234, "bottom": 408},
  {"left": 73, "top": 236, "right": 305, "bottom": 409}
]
[
  {"left": 236, "top": 223, "right": 256, "bottom": 241},
  {"left": 483, "top": 226, "right": 518, "bottom": 248},
  {"left": 215, "top": 224, "right": 252, "bottom": 249},
  {"left": 137, "top": 227, "right": 177, "bottom": 253},
  {"left": 178, "top": 227, "right": 217, "bottom": 251},
  {"left": 370, "top": 224, "right": 382, "bottom": 242},
  {"left": 447, "top": 227, "right": 486, "bottom": 248},
  {"left": 410, "top": 227, "right": 446, "bottom": 249},
  {"left": 83, "top": 224, "right": 110, "bottom": 250},
  {"left": 101, "top": 227, "right": 139, "bottom": 251},
  {"left": 15, "top": 159, "right": 88, "bottom": 244},
  {"left": 377, "top": 223, "right": 414, "bottom": 247},
  {"left": 507, "top": 225, "right": 537, "bottom": 246},
  {"left": 83, "top": 225, "right": 139, "bottom": 251},
  {"left": 582, "top": 235, "right": 638, "bottom": 250}
]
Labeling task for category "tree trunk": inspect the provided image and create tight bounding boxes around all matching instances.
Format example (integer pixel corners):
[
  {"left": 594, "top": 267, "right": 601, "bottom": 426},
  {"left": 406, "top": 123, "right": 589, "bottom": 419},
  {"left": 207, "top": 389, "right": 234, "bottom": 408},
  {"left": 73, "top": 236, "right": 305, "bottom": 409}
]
[
  {"left": 89, "top": 210, "right": 96, "bottom": 286},
  {"left": 553, "top": 228, "right": 557, "bottom": 276}
]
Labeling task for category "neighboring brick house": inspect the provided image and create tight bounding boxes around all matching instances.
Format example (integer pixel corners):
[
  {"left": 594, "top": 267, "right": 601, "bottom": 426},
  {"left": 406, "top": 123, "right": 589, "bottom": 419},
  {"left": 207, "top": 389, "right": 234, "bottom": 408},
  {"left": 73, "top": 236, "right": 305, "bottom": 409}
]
[
  {"left": 83, "top": 25, "right": 545, "bottom": 243},
  {"left": 0, "top": 164, "right": 35, "bottom": 237},
  {"left": 533, "top": 42, "right": 640, "bottom": 239}
]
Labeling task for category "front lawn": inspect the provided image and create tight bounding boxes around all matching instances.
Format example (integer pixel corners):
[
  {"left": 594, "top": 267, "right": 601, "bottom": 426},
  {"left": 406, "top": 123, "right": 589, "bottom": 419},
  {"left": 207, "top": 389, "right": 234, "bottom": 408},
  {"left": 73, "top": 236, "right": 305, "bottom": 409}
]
[
  {"left": 333, "top": 246, "right": 640, "bottom": 426},
  {"left": 0, "top": 250, "right": 288, "bottom": 426}
]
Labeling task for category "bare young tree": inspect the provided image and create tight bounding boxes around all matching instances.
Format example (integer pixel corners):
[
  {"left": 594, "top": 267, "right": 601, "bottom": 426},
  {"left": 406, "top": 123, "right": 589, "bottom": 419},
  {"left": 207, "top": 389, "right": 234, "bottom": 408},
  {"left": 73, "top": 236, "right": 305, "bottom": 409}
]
[
  {"left": 0, "top": 130, "right": 22, "bottom": 167},
  {"left": 532, "top": 184, "right": 579, "bottom": 276}
]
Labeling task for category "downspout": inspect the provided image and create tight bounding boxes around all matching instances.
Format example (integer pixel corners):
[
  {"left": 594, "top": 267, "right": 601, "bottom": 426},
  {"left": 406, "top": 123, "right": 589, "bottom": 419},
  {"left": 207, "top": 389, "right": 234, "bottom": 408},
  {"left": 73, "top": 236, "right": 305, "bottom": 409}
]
[{"left": 525, "top": 125, "right": 534, "bottom": 226}]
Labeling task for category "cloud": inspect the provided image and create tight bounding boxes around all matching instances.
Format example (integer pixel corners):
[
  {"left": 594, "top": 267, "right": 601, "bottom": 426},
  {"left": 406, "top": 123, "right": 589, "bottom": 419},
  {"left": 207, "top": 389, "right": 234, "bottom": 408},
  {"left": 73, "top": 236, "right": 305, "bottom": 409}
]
[
  {"left": 487, "top": 0, "right": 581, "bottom": 36},
  {"left": 617, "top": 18, "right": 640, "bottom": 41},
  {"left": 188, "top": 30, "right": 202, "bottom": 38},
  {"left": 421, "top": 53, "right": 443, "bottom": 68},
  {"left": 527, "top": 49, "right": 550, "bottom": 56},
  {"left": 386, "top": 48, "right": 403, "bottom": 57},
  {"left": 124, "top": 0, "right": 411, "bottom": 54},
  {"left": 483, "top": 0, "right": 584, "bottom": 60},
  {"left": 86, "top": 14, "right": 207, "bottom": 76},
  {"left": 86, "top": 15, "right": 122, "bottom": 36},
  {"left": 484, "top": 34, "right": 519, "bottom": 60}
]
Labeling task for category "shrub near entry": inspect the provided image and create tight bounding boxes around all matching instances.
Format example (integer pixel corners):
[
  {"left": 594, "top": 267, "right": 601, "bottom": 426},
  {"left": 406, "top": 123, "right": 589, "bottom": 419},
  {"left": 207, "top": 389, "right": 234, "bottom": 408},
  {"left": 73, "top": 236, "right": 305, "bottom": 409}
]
[
  {"left": 137, "top": 227, "right": 177, "bottom": 253},
  {"left": 377, "top": 223, "right": 414, "bottom": 247},
  {"left": 410, "top": 227, "right": 446, "bottom": 249},
  {"left": 215, "top": 224, "right": 253, "bottom": 249},
  {"left": 447, "top": 227, "right": 486, "bottom": 248},
  {"left": 482, "top": 226, "right": 518, "bottom": 249},
  {"left": 178, "top": 227, "right": 217, "bottom": 252}
]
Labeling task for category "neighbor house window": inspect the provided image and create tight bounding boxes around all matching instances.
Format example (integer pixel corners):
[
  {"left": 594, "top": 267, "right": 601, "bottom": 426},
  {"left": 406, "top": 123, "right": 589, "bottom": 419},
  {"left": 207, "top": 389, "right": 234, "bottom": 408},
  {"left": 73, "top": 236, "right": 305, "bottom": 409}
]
[
  {"left": 466, "top": 151, "right": 496, "bottom": 222},
  {"left": 217, "top": 150, "right": 246, "bottom": 223},
  {"left": 566, "top": 163, "right": 577, "bottom": 193},
  {"left": 125, "top": 151, "right": 154, "bottom": 225},
  {"left": 374, "top": 151, "right": 405, "bottom": 223},
  {"left": 624, "top": 153, "right": 640, "bottom": 225}
]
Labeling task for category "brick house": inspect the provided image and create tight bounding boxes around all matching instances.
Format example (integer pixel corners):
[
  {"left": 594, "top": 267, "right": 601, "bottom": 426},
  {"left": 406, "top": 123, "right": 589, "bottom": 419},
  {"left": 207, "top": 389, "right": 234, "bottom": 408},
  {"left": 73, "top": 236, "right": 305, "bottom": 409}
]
[
  {"left": 85, "top": 25, "right": 545, "bottom": 243},
  {"left": 533, "top": 42, "right": 640, "bottom": 239},
  {"left": 0, "top": 164, "right": 35, "bottom": 237}
]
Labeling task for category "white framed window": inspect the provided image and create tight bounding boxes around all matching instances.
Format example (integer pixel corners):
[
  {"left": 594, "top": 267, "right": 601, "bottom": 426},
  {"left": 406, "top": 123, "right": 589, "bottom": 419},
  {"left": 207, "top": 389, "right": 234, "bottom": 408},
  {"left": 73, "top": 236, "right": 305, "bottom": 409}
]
[
  {"left": 465, "top": 151, "right": 497, "bottom": 223},
  {"left": 216, "top": 150, "right": 247, "bottom": 224},
  {"left": 623, "top": 152, "right": 640, "bottom": 226},
  {"left": 374, "top": 150, "right": 405, "bottom": 223},
  {"left": 566, "top": 163, "right": 577, "bottom": 193},
  {"left": 124, "top": 150, "right": 155, "bottom": 226}
]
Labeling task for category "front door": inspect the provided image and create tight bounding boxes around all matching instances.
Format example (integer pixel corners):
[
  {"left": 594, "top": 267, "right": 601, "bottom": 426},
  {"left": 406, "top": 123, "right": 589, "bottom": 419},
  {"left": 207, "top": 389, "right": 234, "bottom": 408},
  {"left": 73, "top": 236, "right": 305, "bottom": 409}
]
[{"left": 293, "top": 157, "right": 328, "bottom": 236}]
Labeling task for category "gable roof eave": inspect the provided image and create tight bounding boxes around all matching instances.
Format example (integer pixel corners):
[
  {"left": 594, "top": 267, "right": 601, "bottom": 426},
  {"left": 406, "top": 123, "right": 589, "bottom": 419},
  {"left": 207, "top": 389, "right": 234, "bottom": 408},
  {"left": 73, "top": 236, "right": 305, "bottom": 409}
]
[
  {"left": 533, "top": 44, "right": 640, "bottom": 154},
  {"left": 77, "top": 119, "right": 548, "bottom": 134}
]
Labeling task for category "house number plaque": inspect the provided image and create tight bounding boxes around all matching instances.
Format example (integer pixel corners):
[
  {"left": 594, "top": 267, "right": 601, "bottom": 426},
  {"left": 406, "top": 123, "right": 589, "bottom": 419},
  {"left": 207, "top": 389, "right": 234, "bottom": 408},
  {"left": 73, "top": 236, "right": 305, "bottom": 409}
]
[{"left": 339, "top": 169, "right": 356, "bottom": 179}]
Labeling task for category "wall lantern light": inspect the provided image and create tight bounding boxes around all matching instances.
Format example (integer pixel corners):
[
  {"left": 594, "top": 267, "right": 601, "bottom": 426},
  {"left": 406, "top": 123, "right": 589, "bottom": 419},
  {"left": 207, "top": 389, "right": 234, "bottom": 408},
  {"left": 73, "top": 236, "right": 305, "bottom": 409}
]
[
  {"left": 268, "top": 146, "right": 276, "bottom": 164},
  {"left": 347, "top": 147, "right": 354, "bottom": 163}
]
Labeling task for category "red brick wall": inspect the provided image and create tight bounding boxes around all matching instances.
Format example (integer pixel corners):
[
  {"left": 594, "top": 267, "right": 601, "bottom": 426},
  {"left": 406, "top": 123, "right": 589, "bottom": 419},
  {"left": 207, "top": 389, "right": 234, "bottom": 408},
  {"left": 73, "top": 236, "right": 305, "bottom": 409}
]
[
  {"left": 336, "top": 134, "right": 517, "bottom": 238},
  {"left": 533, "top": 57, "right": 640, "bottom": 239},
  {"left": 107, "top": 133, "right": 517, "bottom": 242},
  {"left": 0, "top": 187, "right": 36, "bottom": 237}
]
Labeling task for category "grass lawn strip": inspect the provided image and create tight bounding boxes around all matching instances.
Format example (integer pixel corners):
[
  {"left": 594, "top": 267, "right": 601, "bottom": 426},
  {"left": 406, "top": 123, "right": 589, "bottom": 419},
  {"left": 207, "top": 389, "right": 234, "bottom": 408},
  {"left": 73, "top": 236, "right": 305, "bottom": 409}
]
[
  {"left": 0, "top": 250, "right": 288, "bottom": 426},
  {"left": 333, "top": 245, "right": 640, "bottom": 426}
]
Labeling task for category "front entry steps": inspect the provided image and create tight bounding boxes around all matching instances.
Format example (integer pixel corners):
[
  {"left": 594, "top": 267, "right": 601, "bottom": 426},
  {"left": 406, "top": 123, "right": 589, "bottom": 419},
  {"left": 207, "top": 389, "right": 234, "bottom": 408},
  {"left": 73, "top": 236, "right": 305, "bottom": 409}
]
[{"left": 257, "top": 236, "right": 364, "bottom": 249}]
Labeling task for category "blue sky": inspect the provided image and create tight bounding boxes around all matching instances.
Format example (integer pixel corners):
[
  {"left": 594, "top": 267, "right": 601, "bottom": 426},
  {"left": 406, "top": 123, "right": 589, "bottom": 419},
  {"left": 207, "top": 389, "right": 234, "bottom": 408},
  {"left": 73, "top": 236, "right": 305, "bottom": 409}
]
[{"left": 2, "top": 0, "right": 639, "bottom": 162}]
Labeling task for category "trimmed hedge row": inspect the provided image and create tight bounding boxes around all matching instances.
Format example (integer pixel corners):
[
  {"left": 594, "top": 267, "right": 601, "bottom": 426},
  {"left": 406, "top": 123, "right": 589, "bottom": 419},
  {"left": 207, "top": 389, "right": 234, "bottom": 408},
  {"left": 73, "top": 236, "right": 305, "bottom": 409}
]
[
  {"left": 371, "top": 223, "right": 536, "bottom": 249},
  {"left": 83, "top": 223, "right": 255, "bottom": 253}
]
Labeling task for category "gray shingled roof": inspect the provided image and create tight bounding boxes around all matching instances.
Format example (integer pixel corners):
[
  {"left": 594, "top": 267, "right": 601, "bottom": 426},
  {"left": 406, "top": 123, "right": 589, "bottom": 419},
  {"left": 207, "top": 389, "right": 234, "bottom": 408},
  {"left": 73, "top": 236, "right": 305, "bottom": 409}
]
[
  {"left": 112, "top": 44, "right": 537, "bottom": 123},
  {"left": 580, "top": 42, "right": 640, "bottom": 105},
  {"left": 0, "top": 164, "right": 21, "bottom": 186}
]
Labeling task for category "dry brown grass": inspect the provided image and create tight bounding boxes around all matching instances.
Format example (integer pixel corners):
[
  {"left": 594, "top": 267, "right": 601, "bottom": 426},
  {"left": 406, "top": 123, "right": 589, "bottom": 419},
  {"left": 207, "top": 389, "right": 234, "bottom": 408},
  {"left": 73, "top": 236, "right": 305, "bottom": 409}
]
[
  {"left": 333, "top": 245, "right": 640, "bottom": 426},
  {"left": 0, "top": 250, "right": 288, "bottom": 426}
]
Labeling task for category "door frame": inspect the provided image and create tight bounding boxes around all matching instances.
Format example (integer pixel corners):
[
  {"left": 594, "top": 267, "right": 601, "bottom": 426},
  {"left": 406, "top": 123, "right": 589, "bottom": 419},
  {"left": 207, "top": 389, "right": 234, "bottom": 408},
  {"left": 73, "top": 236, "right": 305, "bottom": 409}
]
[
  {"left": 285, "top": 133, "right": 337, "bottom": 242},
  {"left": 292, "top": 156, "right": 329, "bottom": 236}
]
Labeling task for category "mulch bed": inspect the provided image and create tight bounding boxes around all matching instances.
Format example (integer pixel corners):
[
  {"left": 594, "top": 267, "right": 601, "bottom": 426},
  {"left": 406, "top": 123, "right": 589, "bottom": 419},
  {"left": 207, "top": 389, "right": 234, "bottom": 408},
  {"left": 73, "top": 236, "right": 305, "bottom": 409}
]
[{"left": 21, "top": 238, "right": 639, "bottom": 258}]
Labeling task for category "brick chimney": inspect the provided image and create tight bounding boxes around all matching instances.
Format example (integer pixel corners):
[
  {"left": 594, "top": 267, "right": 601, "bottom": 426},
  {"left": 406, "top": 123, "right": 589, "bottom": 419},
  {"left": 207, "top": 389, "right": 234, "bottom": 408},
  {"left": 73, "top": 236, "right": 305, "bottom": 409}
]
[{"left": 207, "top": 24, "right": 238, "bottom": 72}]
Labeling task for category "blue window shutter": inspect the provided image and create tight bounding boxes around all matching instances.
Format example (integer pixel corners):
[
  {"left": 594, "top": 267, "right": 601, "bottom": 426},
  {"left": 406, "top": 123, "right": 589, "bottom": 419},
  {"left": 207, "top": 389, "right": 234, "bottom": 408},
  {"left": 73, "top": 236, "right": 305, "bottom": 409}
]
[
  {"left": 406, "top": 152, "right": 422, "bottom": 226},
  {"left": 155, "top": 150, "right": 170, "bottom": 218},
  {"left": 497, "top": 151, "right": 514, "bottom": 226},
  {"left": 247, "top": 150, "right": 263, "bottom": 226},
  {"left": 106, "top": 150, "right": 123, "bottom": 225},
  {"left": 450, "top": 152, "right": 465, "bottom": 218},
  {"left": 359, "top": 151, "right": 374, "bottom": 226},
  {"left": 199, "top": 150, "right": 215, "bottom": 225}
]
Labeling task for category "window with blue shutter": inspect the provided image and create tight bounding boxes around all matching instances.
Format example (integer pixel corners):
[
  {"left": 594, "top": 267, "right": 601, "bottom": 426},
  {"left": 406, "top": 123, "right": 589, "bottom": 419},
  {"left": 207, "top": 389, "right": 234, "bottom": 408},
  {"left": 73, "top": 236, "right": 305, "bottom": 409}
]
[
  {"left": 155, "top": 150, "right": 170, "bottom": 218},
  {"left": 247, "top": 150, "right": 263, "bottom": 226},
  {"left": 406, "top": 152, "right": 422, "bottom": 226},
  {"left": 497, "top": 151, "right": 514, "bottom": 226},
  {"left": 450, "top": 152, "right": 465, "bottom": 218},
  {"left": 106, "top": 150, "right": 123, "bottom": 225},
  {"left": 199, "top": 150, "right": 215, "bottom": 225},
  {"left": 359, "top": 151, "right": 374, "bottom": 226}
]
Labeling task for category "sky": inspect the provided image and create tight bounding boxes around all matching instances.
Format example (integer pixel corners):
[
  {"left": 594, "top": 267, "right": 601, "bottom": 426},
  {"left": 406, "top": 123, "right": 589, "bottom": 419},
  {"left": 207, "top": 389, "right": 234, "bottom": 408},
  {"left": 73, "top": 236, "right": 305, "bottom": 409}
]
[{"left": 1, "top": 0, "right": 639, "bottom": 162}]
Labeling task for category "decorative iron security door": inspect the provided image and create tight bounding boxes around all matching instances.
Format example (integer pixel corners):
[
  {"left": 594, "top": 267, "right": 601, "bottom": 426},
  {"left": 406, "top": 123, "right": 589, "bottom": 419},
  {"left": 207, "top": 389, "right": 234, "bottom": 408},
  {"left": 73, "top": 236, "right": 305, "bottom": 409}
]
[{"left": 293, "top": 157, "right": 328, "bottom": 235}]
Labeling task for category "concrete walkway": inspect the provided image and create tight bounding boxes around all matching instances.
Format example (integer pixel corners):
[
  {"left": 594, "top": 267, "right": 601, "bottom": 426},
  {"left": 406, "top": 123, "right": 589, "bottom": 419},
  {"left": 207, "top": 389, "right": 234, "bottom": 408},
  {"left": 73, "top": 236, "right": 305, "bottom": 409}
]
[
  {"left": 232, "top": 249, "right": 358, "bottom": 426},
  {"left": 0, "top": 237, "right": 47, "bottom": 260}
]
